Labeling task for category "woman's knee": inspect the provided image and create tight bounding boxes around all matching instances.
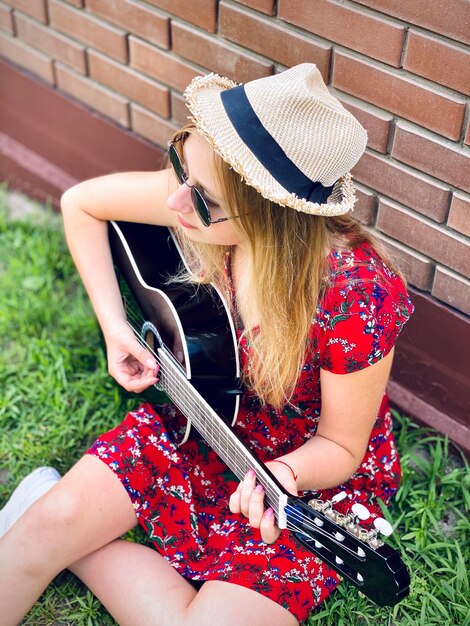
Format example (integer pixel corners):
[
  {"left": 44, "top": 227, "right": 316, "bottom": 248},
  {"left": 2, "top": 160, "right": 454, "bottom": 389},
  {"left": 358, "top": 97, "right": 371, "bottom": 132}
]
[
  {"left": 34, "top": 483, "right": 84, "bottom": 531},
  {"left": 15, "top": 457, "right": 136, "bottom": 573},
  {"left": 21, "top": 483, "right": 85, "bottom": 556},
  {"left": 7, "top": 483, "right": 88, "bottom": 578}
]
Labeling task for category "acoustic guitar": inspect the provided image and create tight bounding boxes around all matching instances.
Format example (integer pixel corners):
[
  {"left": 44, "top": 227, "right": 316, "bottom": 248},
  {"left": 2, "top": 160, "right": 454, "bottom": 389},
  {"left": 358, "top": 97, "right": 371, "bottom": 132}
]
[{"left": 108, "top": 219, "right": 410, "bottom": 607}]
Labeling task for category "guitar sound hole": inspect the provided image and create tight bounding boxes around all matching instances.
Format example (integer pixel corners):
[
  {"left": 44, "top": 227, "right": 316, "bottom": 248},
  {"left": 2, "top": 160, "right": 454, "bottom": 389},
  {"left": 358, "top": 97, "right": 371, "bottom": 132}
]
[
  {"left": 145, "top": 330, "right": 155, "bottom": 352},
  {"left": 143, "top": 327, "right": 185, "bottom": 367}
]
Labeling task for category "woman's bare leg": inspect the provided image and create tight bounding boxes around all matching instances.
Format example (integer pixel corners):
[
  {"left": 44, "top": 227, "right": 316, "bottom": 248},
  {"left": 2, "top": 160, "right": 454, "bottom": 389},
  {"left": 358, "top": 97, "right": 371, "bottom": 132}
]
[
  {"left": 71, "top": 539, "right": 198, "bottom": 625},
  {"left": 71, "top": 539, "right": 299, "bottom": 626},
  {"left": 1, "top": 455, "right": 299, "bottom": 626},
  {"left": 0, "top": 455, "right": 137, "bottom": 626}
]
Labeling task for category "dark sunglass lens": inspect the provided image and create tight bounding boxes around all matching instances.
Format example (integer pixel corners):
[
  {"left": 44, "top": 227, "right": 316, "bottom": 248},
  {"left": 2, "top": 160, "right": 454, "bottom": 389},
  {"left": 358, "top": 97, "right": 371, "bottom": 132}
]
[
  {"left": 169, "top": 146, "right": 185, "bottom": 184},
  {"left": 169, "top": 143, "right": 212, "bottom": 227},
  {"left": 192, "top": 189, "right": 211, "bottom": 227}
]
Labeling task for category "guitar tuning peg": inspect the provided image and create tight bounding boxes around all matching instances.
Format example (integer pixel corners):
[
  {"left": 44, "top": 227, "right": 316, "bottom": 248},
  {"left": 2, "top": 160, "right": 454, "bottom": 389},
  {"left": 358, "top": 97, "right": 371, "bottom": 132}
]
[
  {"left": 373, "top": 517, "right": 394, "bottom": 536},
  {"left": 331, "top": 491, "right": 347, "bottom": 504},
  {"left": 351, "top": 503, "right": 371, "bottom": 520}
]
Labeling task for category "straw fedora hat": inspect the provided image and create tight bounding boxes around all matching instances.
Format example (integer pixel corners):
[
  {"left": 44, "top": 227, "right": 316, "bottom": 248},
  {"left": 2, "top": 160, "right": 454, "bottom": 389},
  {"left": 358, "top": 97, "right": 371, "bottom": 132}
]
[{"left": 184, "top": 63, "right": 367, "bottom": 217}]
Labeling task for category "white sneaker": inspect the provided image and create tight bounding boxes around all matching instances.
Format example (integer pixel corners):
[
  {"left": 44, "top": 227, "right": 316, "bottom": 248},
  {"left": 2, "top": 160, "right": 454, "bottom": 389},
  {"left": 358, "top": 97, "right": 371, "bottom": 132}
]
[{"left": 0, "top": 467, "right": 61, "bottom": 538}]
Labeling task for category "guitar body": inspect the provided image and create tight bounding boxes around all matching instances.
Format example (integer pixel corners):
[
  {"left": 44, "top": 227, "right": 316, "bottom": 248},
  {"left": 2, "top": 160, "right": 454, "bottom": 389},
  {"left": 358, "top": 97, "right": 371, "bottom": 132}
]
[
  {"left": 108, "top": 219, "right": 410, "bottom": 607},
  {"left": 108, "top": 220, "right": 243, "bottom": 442}
]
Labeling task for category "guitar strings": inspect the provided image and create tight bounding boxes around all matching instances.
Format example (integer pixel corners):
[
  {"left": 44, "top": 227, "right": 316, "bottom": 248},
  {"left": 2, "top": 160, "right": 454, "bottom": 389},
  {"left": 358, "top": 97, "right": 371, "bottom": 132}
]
[
  {"left": 285, "top": 508, "right": 362, "bottom": 555},
  {"left": 123, "top": 306, "right": 285, "bottom": 509},
  {"left": 123, "top": 304, "right": 370, "bottom": 561},
  {"left": 124, "top": 317, "right": 372, "bottom": 576},
  {"left": 125, "top": 308, "right": 363, "bottom": 545},
  {"left": 125, "top": 305, "right": 363, "bottom": 546}
]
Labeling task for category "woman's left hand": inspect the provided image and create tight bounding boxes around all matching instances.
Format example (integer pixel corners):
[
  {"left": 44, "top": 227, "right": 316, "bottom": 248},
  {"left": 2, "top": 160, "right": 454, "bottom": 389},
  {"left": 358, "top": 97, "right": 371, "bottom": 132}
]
[{"left": 228, "top": 461, "right": 298, "bottom": 544}]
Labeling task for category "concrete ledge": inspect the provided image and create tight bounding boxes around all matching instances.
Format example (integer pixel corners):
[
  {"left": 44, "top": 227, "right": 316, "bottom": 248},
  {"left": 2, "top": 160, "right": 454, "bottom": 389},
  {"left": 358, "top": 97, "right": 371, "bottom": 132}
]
[
  {"left": 0, "top": 57, "right": 166, "bottom": 207},
  {"left": 388, "top": 380, "right": 469, "bottom": 455},
  {"left": 0, "top": 132, "right": 78, "bottom": 208}
]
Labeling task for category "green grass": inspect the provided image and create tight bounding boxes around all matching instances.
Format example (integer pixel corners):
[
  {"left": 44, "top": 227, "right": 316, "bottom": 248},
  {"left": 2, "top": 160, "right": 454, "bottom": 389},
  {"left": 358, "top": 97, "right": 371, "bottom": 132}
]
[{"left": 0, "top": 187, "right": 469, "bottom": 626}]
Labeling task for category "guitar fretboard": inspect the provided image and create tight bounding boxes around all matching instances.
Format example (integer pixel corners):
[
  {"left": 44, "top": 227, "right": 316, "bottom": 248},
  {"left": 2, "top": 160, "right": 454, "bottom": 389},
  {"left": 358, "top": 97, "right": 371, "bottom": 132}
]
[{"left": 157, "top": 348, "right": 288, "bottom": 527}]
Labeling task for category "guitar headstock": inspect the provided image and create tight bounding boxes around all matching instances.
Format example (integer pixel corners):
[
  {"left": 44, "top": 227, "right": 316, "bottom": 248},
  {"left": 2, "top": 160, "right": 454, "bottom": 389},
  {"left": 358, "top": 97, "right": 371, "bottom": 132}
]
[{"left": 285, "top": 496, "right": 410, "bottom": 606}]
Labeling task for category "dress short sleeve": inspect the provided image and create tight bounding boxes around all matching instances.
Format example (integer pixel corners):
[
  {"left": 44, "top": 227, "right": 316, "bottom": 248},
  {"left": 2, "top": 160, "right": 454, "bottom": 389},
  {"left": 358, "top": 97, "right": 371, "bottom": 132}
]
[{"left": 315, "top": 244, "right": 414, "bottom": 375}]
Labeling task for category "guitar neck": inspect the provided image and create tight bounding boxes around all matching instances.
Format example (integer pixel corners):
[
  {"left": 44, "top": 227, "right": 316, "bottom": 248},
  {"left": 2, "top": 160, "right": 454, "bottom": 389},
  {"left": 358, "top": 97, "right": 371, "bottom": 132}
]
[{"left": 156, "top": 348, "right": 288, "bottom": 527}]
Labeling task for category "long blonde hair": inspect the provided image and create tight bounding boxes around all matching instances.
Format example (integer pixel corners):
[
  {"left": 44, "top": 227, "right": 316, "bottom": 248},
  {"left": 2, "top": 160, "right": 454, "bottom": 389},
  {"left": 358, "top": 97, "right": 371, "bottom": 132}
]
[{"left": 171, "top": 125, "right": 401, "bottom": 407}]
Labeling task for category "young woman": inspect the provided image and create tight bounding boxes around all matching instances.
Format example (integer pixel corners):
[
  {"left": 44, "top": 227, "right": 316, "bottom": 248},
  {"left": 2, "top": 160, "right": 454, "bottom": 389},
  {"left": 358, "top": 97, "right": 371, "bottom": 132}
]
[{"left": 0, "top": 64, "right": 413, "bottom": 626}]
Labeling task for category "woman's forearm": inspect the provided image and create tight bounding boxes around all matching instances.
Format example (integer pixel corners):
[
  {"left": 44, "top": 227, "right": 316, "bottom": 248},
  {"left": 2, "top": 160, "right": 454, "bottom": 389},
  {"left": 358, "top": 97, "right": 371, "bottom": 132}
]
[
  {"left": 281, "top": 357, "right": 395, "bottom": 492},
  {"left": 61, "top": 189, "right": 128, "bottom": 339},
  {"left": 61, "top": 170, "right": 176, "bottom": 339},
  {"left": 278, "top": 434, "right": 361, "bottom": 491}
]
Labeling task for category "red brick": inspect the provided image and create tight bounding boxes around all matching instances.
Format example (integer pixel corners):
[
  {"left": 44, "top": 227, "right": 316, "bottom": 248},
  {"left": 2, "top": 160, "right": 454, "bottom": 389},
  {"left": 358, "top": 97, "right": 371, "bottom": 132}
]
[
  {"left": 392, "top": 122, "right": 470, "bottom": 194},
  {"left": 129, "top": 36, "right": 202, "bottom": 92},
  {"left": 351, "top": 0, "right": 470, "bottom": 45},
  {"left": 15, "top": 12, "right": 86, "bottom": 73},
  {"left": 172, "top": 22, "right": 273, "bottom": 84},
  {"left": 465, "top": 119, "right": 470, "bottom": 146},
  {"left": 376, "top": 198, "right": 470, "bottom": 276},
  {"left": 49, "top": 0, "right": 127, "bottom": 63},
  {"left": 56, "top": 63, "right": 129, "bottom": 127},
  {"left": 220, "top": 2, "right": 331, "bottom": 80},
  {"left": 333, "top": 51, "right": 466, "bottom": 141},
  {"left": 352, "top": 151, "right": 451, "bottom": 222},
  {"left": 234, "top": 0, "right": 275, "bottom": 14},
  {"left": 334, "top": 90, "right": 393, "bottom": 154},
  {"left": 4, "top": 0, "right": 46, "bottom": 22},
  {"left": 131, "top": 103, "right": 178, "bottom": 148},
  {"left": 144, "top": 0, "right": 217, "bottom": 33},
  {"left": 376, "top": 233, "right": 433, "bottom": 290},
  {"left": 88, "top": 50, "right": 170, "bottom": 117},
  {"left": 0, "top": 2, "right": 14, "bottom": 33},
  {"left": 171, "top": 91, "right": 191, "bottom": 128},
  {"left": 353, "top": 183, "right": 376, "bottom": 225},
  {"left": 404, "top": 31, "right": 470, "bottom": 96},
  {"left": 432, "top": 266, "right": 470, "bottom": 316},
  {"left": 87, "top": 0, "right": 169, "bottom": 50},
  {"left": 448, "top": 193, "right": 470, "bottom": 238},
  {"left": 0, "top": 32, "right": 53, "bottom": 82},
  {"left": 279, "top": 0, "right": 405, "bottom": 67}
]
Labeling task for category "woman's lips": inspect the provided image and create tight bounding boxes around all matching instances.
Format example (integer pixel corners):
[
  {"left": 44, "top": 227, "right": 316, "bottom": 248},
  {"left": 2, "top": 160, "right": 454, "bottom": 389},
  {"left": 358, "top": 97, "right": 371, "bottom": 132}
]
[{"left": 177, "top": 215, "right": 198, "bottom": 229}]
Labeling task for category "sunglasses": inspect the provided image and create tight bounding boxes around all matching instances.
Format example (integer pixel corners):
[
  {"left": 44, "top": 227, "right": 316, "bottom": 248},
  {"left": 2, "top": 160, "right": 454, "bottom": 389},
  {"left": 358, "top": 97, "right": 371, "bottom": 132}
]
[{"left": 168, "top": 143, "right": 236, "bottom": 227}]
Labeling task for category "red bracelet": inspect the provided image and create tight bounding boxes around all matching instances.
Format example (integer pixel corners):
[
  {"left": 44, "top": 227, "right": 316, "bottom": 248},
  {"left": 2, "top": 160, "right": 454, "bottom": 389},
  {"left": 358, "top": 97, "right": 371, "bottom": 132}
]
[{"left": 271, "top": 459, "right": 298, "bottom": 481}]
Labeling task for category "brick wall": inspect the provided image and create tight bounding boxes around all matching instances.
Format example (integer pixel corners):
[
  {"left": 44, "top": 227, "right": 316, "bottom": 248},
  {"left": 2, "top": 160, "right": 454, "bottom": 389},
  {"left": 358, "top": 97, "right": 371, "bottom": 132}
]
[
  {"left": 0, "top": 0, "right": 470, "bottom": 288},
  {"left": 1, "top": 0, "right": 469, "bottom": 312},
  {"left": 2, "top": 0, "right": 469, "bottom": 317}
]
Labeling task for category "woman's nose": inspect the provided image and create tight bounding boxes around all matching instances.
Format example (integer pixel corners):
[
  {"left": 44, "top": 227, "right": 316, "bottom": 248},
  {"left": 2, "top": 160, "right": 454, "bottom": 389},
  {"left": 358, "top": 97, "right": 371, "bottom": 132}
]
[{"left": 167, "top": 183, "right": 194, "bottom": 214}]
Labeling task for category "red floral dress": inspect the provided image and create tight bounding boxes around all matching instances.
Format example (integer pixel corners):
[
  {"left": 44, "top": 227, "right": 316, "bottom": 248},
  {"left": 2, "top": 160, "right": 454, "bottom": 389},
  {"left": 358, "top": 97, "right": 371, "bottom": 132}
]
[{"left": 88, "top": 243, "right": 413, "bottom": 624}]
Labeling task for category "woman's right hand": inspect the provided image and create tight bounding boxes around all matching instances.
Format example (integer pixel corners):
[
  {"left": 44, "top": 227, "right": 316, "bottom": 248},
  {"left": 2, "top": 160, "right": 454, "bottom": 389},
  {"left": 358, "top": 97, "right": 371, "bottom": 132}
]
[{"left": 106, "top": 326, "right": 159, "bottom": 393}]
